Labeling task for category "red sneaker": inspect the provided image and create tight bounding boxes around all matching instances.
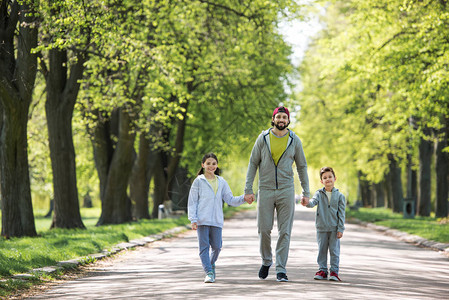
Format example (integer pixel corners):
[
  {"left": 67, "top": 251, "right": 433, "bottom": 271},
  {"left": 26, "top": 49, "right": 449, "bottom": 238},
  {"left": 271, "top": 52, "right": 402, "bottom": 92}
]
[
  {"left": 329, "top": 272, "right": 341, "bottom": 281},
  {"left": 313, "top": 270, "right": 328, "bottom": 280}
]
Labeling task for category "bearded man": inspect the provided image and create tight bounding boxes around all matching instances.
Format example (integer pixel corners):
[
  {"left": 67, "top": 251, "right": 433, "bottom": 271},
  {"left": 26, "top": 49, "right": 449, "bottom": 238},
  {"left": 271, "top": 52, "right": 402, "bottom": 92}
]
[{"left": 244, "top": 106, "right": 310, "bottom": 282}]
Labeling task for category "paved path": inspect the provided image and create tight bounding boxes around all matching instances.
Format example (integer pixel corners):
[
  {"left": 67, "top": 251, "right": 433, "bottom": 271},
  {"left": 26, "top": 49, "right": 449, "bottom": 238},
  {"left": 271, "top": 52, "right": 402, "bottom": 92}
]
[{"left": 29, "top": 206, "right": 449, "bottom": 299}]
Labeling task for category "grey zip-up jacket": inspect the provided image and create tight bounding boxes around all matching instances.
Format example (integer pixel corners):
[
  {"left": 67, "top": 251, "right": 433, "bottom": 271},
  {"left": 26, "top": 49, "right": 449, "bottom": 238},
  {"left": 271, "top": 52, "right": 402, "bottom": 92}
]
[
  {"left": 188, "top": 174, "right": 245, "bottom": 228},
  {"left": 307, "top": 187, "right": 346, "bottom": 233},
  {"left": 245, "top": 128, "right": 310, "bottom": 197}
]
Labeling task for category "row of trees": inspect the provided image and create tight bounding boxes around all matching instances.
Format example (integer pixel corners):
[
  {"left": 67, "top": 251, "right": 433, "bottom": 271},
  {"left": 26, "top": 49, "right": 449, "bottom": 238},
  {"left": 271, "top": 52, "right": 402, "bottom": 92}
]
[
  {"left": 1, "top": 0, "right": 302, "bottom": 237},
  {"left": 298, "top": 0, "right": 449, "bottom": 217}
]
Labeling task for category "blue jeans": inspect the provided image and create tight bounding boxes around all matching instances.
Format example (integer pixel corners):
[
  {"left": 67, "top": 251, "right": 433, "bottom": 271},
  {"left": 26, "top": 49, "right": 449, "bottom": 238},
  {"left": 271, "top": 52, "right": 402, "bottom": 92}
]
[
  {"left": 197, "top": 225, "right": 222, "bottom": 273},
  {"left": 316, "top": 231, "right": 340, "bottom": 274}
]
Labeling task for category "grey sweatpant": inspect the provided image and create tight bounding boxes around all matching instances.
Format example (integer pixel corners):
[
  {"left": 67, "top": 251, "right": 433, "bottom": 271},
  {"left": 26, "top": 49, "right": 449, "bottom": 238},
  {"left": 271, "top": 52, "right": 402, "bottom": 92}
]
[
  {"left": 316, "top": 231, "right": 340, "bottom": 274},
  {"left": 257, "top": 188, "right": 295, "bottom": 274}
]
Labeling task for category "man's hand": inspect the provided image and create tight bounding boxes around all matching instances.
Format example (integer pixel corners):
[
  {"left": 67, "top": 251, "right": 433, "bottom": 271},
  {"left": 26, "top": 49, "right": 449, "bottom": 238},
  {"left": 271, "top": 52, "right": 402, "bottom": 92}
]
[
  {"left": 244, "top": 193, "right": 255, "bottom": 204},
  {"left": 301, "top": 196, "right": 310, "bottom": 206},
  {"left": 337, "top": 232, "right": 343, "bottom": 239}
]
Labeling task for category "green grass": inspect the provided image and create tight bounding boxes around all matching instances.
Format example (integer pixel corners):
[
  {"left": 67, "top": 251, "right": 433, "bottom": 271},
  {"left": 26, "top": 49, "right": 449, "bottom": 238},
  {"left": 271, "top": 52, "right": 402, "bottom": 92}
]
[
  {"left": 0, "top": 212, "right": 189, "bottom": 278},
  {"left": 347, "top": 207, "right": 449, "bottom": 243}
]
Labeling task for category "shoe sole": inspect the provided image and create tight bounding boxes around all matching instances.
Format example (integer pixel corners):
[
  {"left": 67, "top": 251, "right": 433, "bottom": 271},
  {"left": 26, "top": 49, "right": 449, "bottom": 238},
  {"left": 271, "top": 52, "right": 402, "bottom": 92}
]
[
  {"left": 276, "top": 278, "right": 288, "bottom": 282},
  {"left": 314, "top": 276, "right": 327, "bottom": 280},
  {"left": 329, "top": 277, "right": 340, "bottom": 281}
]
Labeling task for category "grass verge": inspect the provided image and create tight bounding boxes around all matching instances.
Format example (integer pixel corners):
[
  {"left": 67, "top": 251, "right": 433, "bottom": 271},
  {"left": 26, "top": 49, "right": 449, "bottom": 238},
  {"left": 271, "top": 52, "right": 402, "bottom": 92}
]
[
  {"left": 0, "top": 204, "right": 254, "bottom": 298},
  {"left": 346, "top": 207, "right": 449, "bottom": 244}
]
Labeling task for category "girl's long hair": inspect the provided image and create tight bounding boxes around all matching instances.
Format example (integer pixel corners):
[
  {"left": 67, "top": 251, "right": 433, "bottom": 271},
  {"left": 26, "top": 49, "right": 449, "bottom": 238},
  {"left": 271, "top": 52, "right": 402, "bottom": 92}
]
[{"left": 197, "top": 152, "right": 221, "bottom": 176}]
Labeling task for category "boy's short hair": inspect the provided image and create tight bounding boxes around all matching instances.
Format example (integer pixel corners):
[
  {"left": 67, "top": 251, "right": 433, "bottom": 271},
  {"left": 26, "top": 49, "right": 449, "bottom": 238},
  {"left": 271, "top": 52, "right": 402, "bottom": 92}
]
[{"left": 320, "top": 166, "right": 335, "bottom": 179}]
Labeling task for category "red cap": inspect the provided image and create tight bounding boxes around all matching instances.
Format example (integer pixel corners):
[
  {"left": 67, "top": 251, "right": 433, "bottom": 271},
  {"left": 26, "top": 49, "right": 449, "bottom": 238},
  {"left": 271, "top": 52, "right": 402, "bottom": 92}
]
[{"left": 272, "top": 106, "right": 290, "bottom": 119}]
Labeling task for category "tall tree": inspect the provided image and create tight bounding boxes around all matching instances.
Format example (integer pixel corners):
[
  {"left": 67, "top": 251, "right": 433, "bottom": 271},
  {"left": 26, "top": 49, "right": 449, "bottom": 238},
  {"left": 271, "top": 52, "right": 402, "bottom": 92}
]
[
  {"left": 298, "top": 0, "right": 449, "bottom": 213},
  {"left": 36, "top": 0, "right": 111, "bottom": 228},
  {"left": 418, "top": 129, "right": 433, "bottom": 216},
  {"left": 435, "top": 120, "right": 449, "bottom": 218},
  {"left": 0, "top": 0, "right": 38, "bottom": 237},
  {"left": 79, "top": 0, "right": 300, "bottom": 221}
]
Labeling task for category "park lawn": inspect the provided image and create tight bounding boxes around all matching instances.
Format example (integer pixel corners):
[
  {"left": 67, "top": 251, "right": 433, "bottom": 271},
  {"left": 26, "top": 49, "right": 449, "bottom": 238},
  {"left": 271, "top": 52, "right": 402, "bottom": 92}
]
[
  {"left": 347, "top": 207, "right": 449, "bottom": 244},
  {"left": 0, "top": 208, "right": 189, "bottom": 278}
]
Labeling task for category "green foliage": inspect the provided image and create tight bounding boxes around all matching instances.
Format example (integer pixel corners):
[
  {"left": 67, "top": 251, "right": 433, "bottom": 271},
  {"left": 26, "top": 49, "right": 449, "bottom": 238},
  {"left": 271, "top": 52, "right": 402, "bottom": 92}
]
[
  {"left": 22, "top": 0, "right": 306, "bottom": 229},
  {"left": 297, "top": 0, "right": 449, "bottom": 194}
]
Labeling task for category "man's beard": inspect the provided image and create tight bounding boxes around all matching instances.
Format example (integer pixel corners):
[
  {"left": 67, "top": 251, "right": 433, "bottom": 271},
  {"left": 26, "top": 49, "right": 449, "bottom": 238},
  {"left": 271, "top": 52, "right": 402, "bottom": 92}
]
[{"left": 275, "top": 122, "right": 289, "bottom": 130}]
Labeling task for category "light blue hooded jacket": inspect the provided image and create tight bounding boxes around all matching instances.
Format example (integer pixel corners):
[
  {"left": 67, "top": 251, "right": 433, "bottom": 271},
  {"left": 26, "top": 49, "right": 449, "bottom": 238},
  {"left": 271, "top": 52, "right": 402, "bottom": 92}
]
[
  {"left": 307, "top": 187, "right": 346, "bottom": 233},
  {"left": 188, "top": 174, "right": 245, "bottom": 228}
]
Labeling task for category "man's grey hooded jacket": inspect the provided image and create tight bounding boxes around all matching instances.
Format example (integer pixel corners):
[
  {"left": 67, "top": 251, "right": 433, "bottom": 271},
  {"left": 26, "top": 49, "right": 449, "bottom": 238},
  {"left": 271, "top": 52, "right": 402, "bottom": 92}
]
[{"left": 245, "top": 128, "right": 310, "bottom": 197}]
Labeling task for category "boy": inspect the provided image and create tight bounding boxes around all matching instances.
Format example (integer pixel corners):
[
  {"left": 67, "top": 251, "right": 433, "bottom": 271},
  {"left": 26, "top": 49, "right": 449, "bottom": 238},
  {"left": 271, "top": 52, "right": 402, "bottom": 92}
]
[{"left": 302, "top": 166, "right": 345, "bottom": 281}]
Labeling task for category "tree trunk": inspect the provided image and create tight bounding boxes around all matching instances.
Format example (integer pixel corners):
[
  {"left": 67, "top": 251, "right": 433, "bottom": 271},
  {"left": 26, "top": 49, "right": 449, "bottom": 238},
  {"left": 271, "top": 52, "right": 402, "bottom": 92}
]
[
  {"left": 418, "top": 129, "right": 433, "bottom": 216},
  {"left": 384, "top": 169, "right": 393, "bottom": 209},
  {"left": 0, "top": 1, "right": 37, "bottom": 238},
  {"left": 164, "top": 97, "right": 189, "bottom": 211},
  {"left": 45, "top": 48, "right": 85, "bottom": 229},
  {"left": 357, "top": 172, "right": 371, "bottom": 207},
  {"left": 91, "top": 116, "right": 114, "bottom": 202},
  {"left": 435, "top": 122, "right": 449, "bottom": 218},
  {"left": 96, "top": 108, "right": 135, "bottom": 225},
  {"left": 129, "top": 132, "right": 155, "bottom": 219},
  {"left": 151, "top": 150, "right": 168, "bottom": 219},
  {"left": 373, "top": 182, "right": 385, "bottom": 208},
  {"left": 388, "top": 154, "right": 403, "bottom": 213},
  {"left": 169, "top": 166, "right": 191, "bottom": 211},
  {"left": 405, "top": 153, "right": 418, "bottom": 214}
]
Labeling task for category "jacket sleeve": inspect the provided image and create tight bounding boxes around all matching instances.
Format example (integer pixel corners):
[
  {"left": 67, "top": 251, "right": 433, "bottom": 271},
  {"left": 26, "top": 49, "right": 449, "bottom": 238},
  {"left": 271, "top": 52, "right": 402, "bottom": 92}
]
[
  {"left": 222, "top": 179, "right": 245, "bottom": 207},
  {"left": 294, "top": 137, "right": 310, "bottom": 198},
  {"left": 337, "top": 194, "right": 346, "bottom": 233},
  {"left": 187, "top": 178, "right": 200, "bottom": 223},
  {"left": 306, "top": 191, "right": 320, "bottom": 208},
  {"left": 245, "top": 134, "right": 262, "bottom": 195}
]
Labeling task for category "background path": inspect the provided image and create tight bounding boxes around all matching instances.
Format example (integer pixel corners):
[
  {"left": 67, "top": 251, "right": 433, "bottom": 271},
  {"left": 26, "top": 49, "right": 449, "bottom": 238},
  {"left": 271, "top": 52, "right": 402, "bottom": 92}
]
[{"left": 28, "top": 206, "right": 449, "bottom": 299}]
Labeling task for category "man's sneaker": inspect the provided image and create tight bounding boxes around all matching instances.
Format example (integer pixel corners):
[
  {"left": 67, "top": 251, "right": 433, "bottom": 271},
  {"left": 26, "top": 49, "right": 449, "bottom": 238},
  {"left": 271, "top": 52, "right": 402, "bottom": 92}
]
[
  {"left": 258, "top": 264, "right": 270, "bottom": 279},
  {"left": 314, "top": 270, "right": 328, "bottom": 280},
  {"left": 204, "top": 271, "right": 215, "bottom": 283},
  {"left": 329, "top": 272, "right": 341, "bottom": 281},
  {"left": 276, "top": 272, "right": 289, "bottom": 282},
  {"left": 212, "top": 264, "right": 216, "bottom": 280}
]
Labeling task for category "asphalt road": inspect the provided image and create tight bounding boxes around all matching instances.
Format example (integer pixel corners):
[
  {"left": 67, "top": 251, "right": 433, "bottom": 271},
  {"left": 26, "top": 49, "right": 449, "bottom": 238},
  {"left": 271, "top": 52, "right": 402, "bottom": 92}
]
[{"left": 28, "top": 206, "right": 449, "bottom": 299}]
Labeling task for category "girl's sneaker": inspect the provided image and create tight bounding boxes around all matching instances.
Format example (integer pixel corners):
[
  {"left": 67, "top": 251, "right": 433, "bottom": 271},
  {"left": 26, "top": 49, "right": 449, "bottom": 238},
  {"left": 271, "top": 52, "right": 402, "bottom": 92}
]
[
  {"left": 204, "top": 271, "right": 215, "bottom": 283},
  {"left": 313, "top": 270, "right": 328, "bottom": 280},
  {"left": 329, "top": 272, "right": 341, "bottom": 281}
]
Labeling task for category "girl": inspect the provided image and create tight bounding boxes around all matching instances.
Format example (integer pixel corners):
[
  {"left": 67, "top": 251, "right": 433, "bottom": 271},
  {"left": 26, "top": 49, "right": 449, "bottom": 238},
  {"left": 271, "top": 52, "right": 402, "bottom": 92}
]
[{"left": 188, "top": 153, "right": 251, "bottom": 283}]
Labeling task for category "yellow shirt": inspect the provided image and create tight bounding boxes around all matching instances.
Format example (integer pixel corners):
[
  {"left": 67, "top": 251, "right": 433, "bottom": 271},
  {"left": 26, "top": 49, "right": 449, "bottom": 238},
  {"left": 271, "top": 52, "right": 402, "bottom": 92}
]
[
  {"left": 270, "top": 131, "right": 289, "bottom": 165},
  {"left": 207, "top": 176, "right": 218, "bottom": 194}
]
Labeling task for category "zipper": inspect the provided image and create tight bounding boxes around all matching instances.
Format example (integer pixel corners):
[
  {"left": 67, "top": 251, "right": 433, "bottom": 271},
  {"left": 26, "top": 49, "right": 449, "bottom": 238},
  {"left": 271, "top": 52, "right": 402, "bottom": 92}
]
[{"left": 264, "top": 130, "right": 293, "bottom": 189}]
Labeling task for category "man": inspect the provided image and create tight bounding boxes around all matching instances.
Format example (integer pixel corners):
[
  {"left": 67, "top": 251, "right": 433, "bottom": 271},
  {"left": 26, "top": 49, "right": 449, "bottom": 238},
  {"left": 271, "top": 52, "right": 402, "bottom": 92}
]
[{"left": 244, "top": 106, "right": 310, "bottom": 282}]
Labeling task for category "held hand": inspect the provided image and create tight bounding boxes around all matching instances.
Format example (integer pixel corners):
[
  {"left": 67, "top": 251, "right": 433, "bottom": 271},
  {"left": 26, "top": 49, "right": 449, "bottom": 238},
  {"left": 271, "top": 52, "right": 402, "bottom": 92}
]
[
  {"left": 337, "top": 232, "right": 343, "bottom": 239},
  {"left": 191, "top": 222, "right": 198, "bottom": 230},
  {"left": 244, "top": 194, "right": 255, "bottom": 204},
  {"left": 301, "top": 196, "right": 310, "bottom": 206}
]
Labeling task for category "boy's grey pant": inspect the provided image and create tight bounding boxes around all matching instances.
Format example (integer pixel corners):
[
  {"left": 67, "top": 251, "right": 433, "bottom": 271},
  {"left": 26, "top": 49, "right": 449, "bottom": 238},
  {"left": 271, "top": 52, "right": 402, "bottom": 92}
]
[
  {"left": 316, "top": 231, "right": 340, "bottom": 274},
  {"left": 257, "top": 188, "right": 295, "bottom": 274}
]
